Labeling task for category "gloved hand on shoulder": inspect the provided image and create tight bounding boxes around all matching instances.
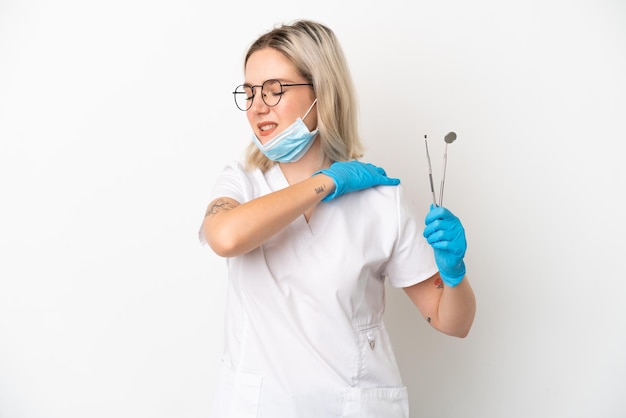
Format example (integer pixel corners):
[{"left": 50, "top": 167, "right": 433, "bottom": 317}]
[
  {"left": 423, "top": 204, "right": 467, "bottom": 287},
  {"left": 314, "top": 160, "right": 400, "bottom": 201}
]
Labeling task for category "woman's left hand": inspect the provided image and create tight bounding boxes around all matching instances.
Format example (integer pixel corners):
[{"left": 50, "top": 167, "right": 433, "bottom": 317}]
[{"left": 423, "top": 205, "right": 467, "bottom": 287}]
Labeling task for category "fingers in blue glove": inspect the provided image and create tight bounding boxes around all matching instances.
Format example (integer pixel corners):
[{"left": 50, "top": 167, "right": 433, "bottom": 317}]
[
  {"left": 314, "top": 160, "right": 400, "bottom": 201},
  {"left": 423, "top": 205, "right": 467, "bottom": 287}
]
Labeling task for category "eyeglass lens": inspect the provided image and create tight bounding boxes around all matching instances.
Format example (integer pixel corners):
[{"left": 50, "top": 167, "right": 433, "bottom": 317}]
[{"left": 234, "top": 80, "right": 283, "bottom": 111}]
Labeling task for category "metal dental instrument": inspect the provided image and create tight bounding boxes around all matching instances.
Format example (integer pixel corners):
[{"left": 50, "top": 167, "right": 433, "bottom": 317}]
[
  {"left": 424, "top": 135, "right": 438, "bottom": 206},
  {"left": 438, "top": 131, "right": 457, "bottom": 207}
]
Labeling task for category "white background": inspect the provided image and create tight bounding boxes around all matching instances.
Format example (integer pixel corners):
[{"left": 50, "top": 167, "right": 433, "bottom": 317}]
[{"left": 1, "top": 1, "right": 625, "bottom": 417}]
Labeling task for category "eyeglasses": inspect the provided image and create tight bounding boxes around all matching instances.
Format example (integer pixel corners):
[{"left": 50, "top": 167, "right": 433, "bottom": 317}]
[{"left": 232, "top": 79, "right": 313, "bottom": 111}]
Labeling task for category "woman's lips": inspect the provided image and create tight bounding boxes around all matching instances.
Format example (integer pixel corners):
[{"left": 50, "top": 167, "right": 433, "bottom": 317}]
[{"left": 258, "top": 122, "right": 277, "bottom": 137}]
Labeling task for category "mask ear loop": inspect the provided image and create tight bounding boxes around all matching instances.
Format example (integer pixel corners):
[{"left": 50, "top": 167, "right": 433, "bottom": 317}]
[{"left": 302, "top": 98, "right": 318, "bottom": 120}]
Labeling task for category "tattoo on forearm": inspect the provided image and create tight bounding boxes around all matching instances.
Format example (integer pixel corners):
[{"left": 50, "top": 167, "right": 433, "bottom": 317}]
[
  {"left": 434, "top": 277, "right": 444, "bottom": 289},
  {"left": 314, "top": 184, "right": 327, "bottom": 195},
  {"left": 205, "top": 199, "right": 236, "bottom": 217}
]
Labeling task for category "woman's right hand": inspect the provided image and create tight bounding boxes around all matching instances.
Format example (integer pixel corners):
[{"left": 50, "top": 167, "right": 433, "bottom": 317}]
[{"left": 314, "top": 160, "right": 400, "bottom": 201}]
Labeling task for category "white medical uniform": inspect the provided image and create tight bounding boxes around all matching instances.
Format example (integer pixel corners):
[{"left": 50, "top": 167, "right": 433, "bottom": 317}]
[{"left": 204, "top": 161, "right": 438, "bottom": 418}]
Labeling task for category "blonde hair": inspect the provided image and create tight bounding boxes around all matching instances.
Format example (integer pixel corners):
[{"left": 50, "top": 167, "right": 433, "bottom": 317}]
[{"left": 242, "top": 19, "right": 364, "bottom": 171}]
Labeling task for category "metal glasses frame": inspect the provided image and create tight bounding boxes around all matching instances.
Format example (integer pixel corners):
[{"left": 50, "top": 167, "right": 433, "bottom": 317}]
[{"left": 232, "top": 79, "right": 313, "bottom": 111}]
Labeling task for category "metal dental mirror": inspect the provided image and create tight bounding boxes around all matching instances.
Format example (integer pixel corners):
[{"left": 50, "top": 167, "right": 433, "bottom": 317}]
[
  {"left": 439, "top": 131, "right": 457, "bottom": 206},
  {"left": 423, "top": 131, "right": 457, "bottom": 207}
]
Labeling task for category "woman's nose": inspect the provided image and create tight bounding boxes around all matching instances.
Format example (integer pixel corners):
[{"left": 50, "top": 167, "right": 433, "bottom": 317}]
[{"left": 249, "top": 94, "right": 270, "bottom": 113}]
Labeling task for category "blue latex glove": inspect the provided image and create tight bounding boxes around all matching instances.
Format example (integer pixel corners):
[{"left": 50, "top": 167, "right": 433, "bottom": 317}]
[
  {"left": 423, "top": 204, "right": 467, "bottom": 287},
  {"left": 314, "top": 160, "right": 400, "bottom": 201}
]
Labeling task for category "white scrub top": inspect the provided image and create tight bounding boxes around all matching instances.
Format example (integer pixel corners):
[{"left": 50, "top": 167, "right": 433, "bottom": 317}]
[{"left": 205, "top": 161, "right": 438, "bottom": 418}]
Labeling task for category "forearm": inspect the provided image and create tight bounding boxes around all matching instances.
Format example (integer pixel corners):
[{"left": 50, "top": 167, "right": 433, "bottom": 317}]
[
  {"left": 435, "top": 277, "right": 476, "bottom": 338},
  {"left": 203, "top": 173, "right": 334, "bottom": 257}
]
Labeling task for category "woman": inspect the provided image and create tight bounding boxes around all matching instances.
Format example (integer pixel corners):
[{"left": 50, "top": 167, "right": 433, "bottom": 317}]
[{"left": 200, "top": 19, "right": 476, "bottom": 418}]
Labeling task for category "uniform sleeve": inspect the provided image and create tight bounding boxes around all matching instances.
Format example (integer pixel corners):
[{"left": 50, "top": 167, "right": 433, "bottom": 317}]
[
  {"left": 208, "top": 161, "right": 256, "bottom": 203},
  {"left": 384, "top": 184, "right": 438, "bottom": 288}
]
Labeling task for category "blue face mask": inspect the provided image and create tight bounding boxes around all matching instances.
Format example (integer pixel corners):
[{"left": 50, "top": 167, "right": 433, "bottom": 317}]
[{"left": 252, "top": 99, "right": 318, "bottom": 163}]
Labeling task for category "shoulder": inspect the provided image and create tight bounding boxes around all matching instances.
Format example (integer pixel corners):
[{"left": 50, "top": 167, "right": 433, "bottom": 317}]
[
  {"left": 360, "top": 182, "right": 418, "bottom": 210},
  {"left": 211, "top": 160, "right": 279, "bottom": 202},
  {"left": 220, "top": 160, "right": 247, "bottom": 175},
  {"left": 360, "top": 182, "right": 427, "bottom": 228},
  {"left": 217, "top": 160, "right": 264, "bottom": 183},
  {"left": 333, "top": 182, "right": 421, "bottom": 222}
]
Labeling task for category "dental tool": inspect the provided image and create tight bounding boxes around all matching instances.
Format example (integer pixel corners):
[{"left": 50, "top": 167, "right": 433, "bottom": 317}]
[
  {"left": 438, "top": 131, "right": 457, "bottom": 207},
  {"left": 424, "top": 135, "right": 438, "bottom": 206}
]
